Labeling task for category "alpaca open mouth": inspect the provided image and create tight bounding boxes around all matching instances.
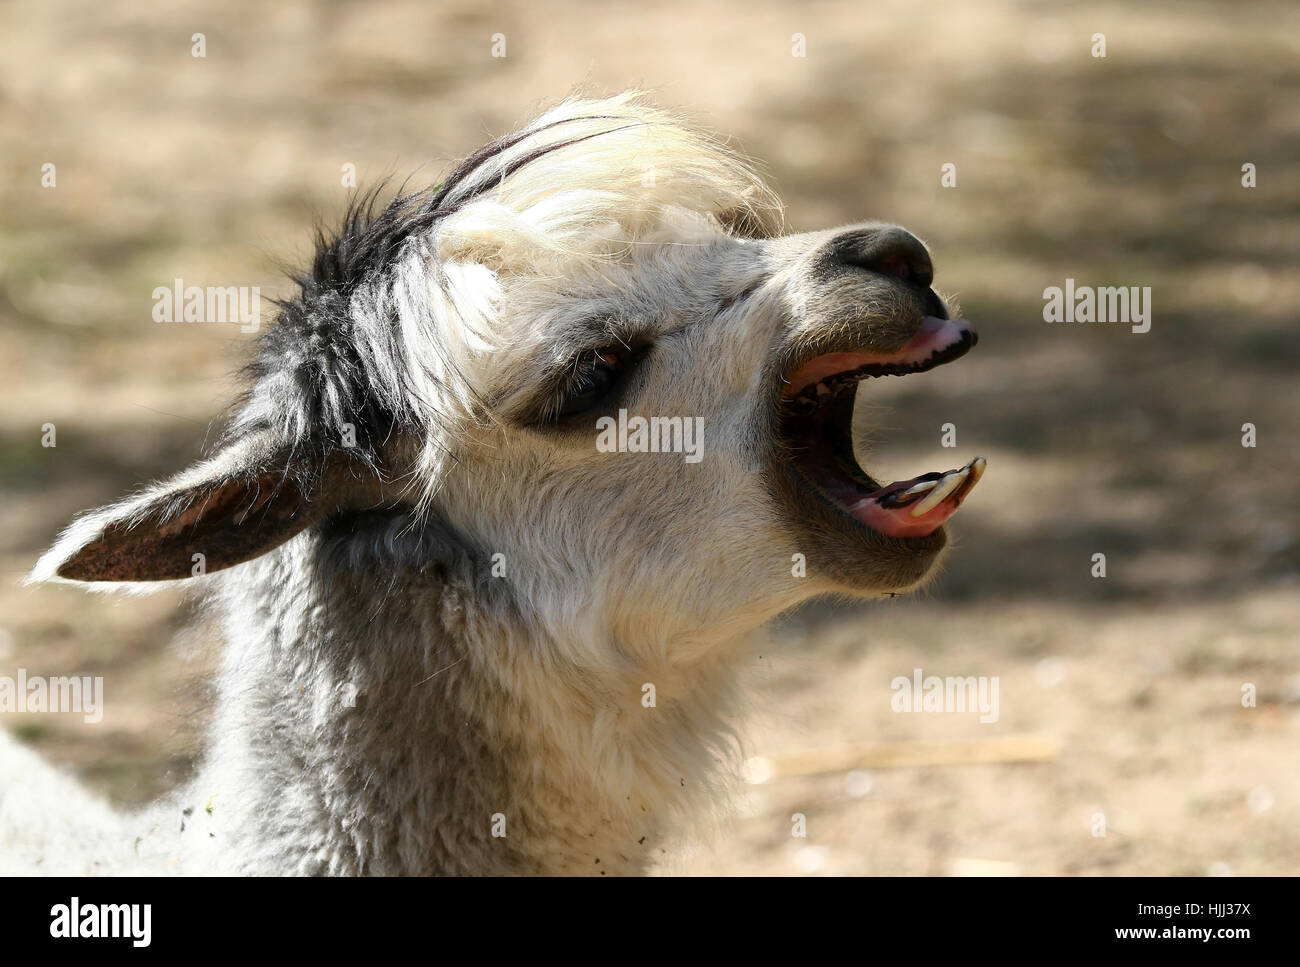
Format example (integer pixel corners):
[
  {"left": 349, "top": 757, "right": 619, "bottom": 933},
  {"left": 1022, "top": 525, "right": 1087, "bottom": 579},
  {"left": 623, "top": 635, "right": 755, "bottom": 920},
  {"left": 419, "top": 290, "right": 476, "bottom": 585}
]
[{"left": 779, "top": 317, "right": 984, "bottom": 540}]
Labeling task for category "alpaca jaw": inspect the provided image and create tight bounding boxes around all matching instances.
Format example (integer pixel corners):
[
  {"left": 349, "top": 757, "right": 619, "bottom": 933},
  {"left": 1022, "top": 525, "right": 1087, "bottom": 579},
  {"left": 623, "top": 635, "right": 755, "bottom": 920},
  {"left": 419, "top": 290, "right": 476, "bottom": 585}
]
[{"left": 771, "top": 312, "right": 984, "bottom": 592}]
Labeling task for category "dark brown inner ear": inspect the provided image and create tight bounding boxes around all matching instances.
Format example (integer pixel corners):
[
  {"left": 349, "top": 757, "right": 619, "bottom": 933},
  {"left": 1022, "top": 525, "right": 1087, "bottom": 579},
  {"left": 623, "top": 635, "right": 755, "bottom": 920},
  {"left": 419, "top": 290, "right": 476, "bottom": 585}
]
[{"left": 57, "top": 472, "right": 322, "bottom": 582}]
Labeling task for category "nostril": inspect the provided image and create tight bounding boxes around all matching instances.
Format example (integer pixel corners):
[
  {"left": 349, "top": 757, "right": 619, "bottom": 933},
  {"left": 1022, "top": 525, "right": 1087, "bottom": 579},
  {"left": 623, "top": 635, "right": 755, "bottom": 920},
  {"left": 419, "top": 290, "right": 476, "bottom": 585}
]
[
  {"left": 875, "top": 253, "right": 914, "bottom": 284},
  {"left": 831, "top": 227, "right": 935, "bottom": 289}
]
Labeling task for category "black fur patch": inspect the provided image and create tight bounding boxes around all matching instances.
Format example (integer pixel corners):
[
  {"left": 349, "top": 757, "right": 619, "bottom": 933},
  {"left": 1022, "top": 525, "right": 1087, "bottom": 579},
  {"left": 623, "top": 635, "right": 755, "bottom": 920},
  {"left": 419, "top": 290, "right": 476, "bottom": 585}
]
[{"left": 232, "top": 114, "right": 640, "bottom": 467}]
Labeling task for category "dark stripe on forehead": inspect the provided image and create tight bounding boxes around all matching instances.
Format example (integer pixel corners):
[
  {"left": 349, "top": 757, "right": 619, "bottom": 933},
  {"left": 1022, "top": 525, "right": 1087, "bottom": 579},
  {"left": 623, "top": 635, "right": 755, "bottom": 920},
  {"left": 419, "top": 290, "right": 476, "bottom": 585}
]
[
  {"left": 429, "top": 113, "right": 628, "bottom": 211},
  {"left": 239, "top": 111, "right": 653, "bottom": 462},
  {"left": 434, "top": 123, "right": 648, "bottom": 220},
  {"left": 306, "top": 114, "right": 639, "bottom": 301}
]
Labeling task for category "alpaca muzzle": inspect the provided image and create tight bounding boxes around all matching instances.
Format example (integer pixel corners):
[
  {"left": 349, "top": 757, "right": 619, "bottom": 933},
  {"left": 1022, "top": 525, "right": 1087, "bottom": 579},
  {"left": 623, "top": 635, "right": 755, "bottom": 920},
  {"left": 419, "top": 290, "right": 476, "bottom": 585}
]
[{"left": 777, "top": 316, "right": 985, "bottom": 540}]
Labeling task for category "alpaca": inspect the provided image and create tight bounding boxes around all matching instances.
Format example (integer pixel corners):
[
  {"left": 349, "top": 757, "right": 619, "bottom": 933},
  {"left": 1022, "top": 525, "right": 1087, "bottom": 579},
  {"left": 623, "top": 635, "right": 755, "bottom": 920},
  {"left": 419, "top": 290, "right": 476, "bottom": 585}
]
[{"left": 4, "top": 92, "right": 984, "bottom": 875}]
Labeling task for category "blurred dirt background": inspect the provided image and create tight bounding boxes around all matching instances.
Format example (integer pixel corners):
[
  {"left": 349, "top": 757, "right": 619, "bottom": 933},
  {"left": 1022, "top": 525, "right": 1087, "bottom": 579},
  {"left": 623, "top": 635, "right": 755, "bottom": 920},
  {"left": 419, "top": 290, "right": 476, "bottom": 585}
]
[{"left": 1, "top": 0, "right": 1297, "bottom": 875}]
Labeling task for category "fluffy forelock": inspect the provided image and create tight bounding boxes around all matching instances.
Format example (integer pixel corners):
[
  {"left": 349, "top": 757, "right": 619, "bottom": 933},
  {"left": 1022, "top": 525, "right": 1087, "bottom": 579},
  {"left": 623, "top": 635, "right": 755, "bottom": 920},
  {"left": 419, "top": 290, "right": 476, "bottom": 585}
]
[{"left": 230, "top": 92, "right": 782, "bottom": 507}]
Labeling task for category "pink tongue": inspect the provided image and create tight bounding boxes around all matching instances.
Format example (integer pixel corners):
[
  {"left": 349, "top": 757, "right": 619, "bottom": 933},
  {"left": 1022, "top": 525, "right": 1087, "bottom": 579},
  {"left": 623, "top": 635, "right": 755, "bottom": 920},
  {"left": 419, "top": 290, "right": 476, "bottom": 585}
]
[
  {"left": 847, "top": 491, "right": 962, "bottom": 538},
  {"left": 784, "top": 317, "right": 973, "bottom": 397}
]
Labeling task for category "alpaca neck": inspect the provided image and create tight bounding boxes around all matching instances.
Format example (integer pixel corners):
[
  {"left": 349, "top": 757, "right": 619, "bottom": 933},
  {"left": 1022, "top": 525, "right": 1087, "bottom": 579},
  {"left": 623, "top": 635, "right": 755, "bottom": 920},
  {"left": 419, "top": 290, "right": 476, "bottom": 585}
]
[{"left": 181, "top": 522, "right": 747, "bottom": 875}]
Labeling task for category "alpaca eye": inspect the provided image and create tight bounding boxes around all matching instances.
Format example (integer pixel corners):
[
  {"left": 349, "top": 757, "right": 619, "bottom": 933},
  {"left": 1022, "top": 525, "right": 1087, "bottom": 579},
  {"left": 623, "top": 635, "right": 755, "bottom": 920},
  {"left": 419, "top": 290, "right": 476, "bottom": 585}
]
[{"left": 555, "top": 349, "right": 626, "bottom": 417}]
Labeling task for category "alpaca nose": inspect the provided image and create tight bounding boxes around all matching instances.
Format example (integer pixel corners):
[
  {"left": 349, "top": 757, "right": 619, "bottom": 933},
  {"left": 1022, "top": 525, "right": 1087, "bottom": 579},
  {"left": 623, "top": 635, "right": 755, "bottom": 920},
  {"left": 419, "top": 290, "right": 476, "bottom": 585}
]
[{"left": 826, "top": 227, "right": 934, "bottom": 289}]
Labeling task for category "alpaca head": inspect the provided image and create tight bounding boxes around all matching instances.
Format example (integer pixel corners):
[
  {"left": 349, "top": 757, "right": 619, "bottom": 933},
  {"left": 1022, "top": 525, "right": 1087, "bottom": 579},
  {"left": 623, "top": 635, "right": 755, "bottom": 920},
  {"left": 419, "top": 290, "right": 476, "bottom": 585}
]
[{"left": 33, "top": 93, "right": 983, "bottom": 654}]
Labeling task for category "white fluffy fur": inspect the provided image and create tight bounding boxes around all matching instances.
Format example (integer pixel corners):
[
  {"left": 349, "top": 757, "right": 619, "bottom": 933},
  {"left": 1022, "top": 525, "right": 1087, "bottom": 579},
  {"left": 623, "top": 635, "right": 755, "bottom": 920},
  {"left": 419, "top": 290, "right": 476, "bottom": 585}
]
[{"left": 5, "top": 93, "right": 956, "bottom": 875}]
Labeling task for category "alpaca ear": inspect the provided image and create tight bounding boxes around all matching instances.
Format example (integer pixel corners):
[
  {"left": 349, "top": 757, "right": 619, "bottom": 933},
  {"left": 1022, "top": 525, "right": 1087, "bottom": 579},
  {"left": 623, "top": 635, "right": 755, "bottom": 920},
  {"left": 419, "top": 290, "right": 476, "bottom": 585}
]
[{"left": 30, "top": 433, "right": 341, "bottom": 587}]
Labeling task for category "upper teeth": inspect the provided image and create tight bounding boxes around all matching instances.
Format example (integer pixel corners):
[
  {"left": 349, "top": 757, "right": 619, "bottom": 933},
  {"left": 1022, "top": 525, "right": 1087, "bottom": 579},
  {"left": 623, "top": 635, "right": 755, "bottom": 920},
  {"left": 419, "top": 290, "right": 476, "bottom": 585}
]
[{"left": 906, "top": 455, "right": 986, "bottom": 517}]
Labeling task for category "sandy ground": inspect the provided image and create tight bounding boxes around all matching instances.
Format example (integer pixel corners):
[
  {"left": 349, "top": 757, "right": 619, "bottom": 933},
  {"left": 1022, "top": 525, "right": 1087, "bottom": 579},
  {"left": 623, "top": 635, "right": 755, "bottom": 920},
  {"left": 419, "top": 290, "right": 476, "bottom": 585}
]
[{"left": 1, "top": 0, "right": 1297, "bottom": 874}]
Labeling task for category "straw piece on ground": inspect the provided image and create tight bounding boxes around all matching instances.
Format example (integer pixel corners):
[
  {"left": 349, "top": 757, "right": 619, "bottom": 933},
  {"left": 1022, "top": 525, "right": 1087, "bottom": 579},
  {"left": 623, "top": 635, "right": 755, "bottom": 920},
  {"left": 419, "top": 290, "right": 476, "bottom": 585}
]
[{"left": 750, "top": 734, "right": 1062, "bottom": 781}]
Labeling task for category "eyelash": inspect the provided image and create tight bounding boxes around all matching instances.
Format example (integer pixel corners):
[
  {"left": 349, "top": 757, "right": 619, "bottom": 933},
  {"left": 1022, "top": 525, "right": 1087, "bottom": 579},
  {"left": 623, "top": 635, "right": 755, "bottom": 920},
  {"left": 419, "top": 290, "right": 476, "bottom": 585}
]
[
  {"left": 548, "top": 342, "right": 647, "bottom": 420},
  {"left": 551, "top": 349, "right": 627, "bottom": 418}
]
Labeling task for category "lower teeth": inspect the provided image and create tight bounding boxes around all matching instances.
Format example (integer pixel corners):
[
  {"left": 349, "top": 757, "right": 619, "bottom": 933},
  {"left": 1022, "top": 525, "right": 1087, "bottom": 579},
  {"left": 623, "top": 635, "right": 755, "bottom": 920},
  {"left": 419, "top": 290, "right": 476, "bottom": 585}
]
[
  {"left": 877, "top": 457, "right": 986, "bottom": 515},
  {"left": 911, "top": 469, "right": 968, "bottom": 517}
]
